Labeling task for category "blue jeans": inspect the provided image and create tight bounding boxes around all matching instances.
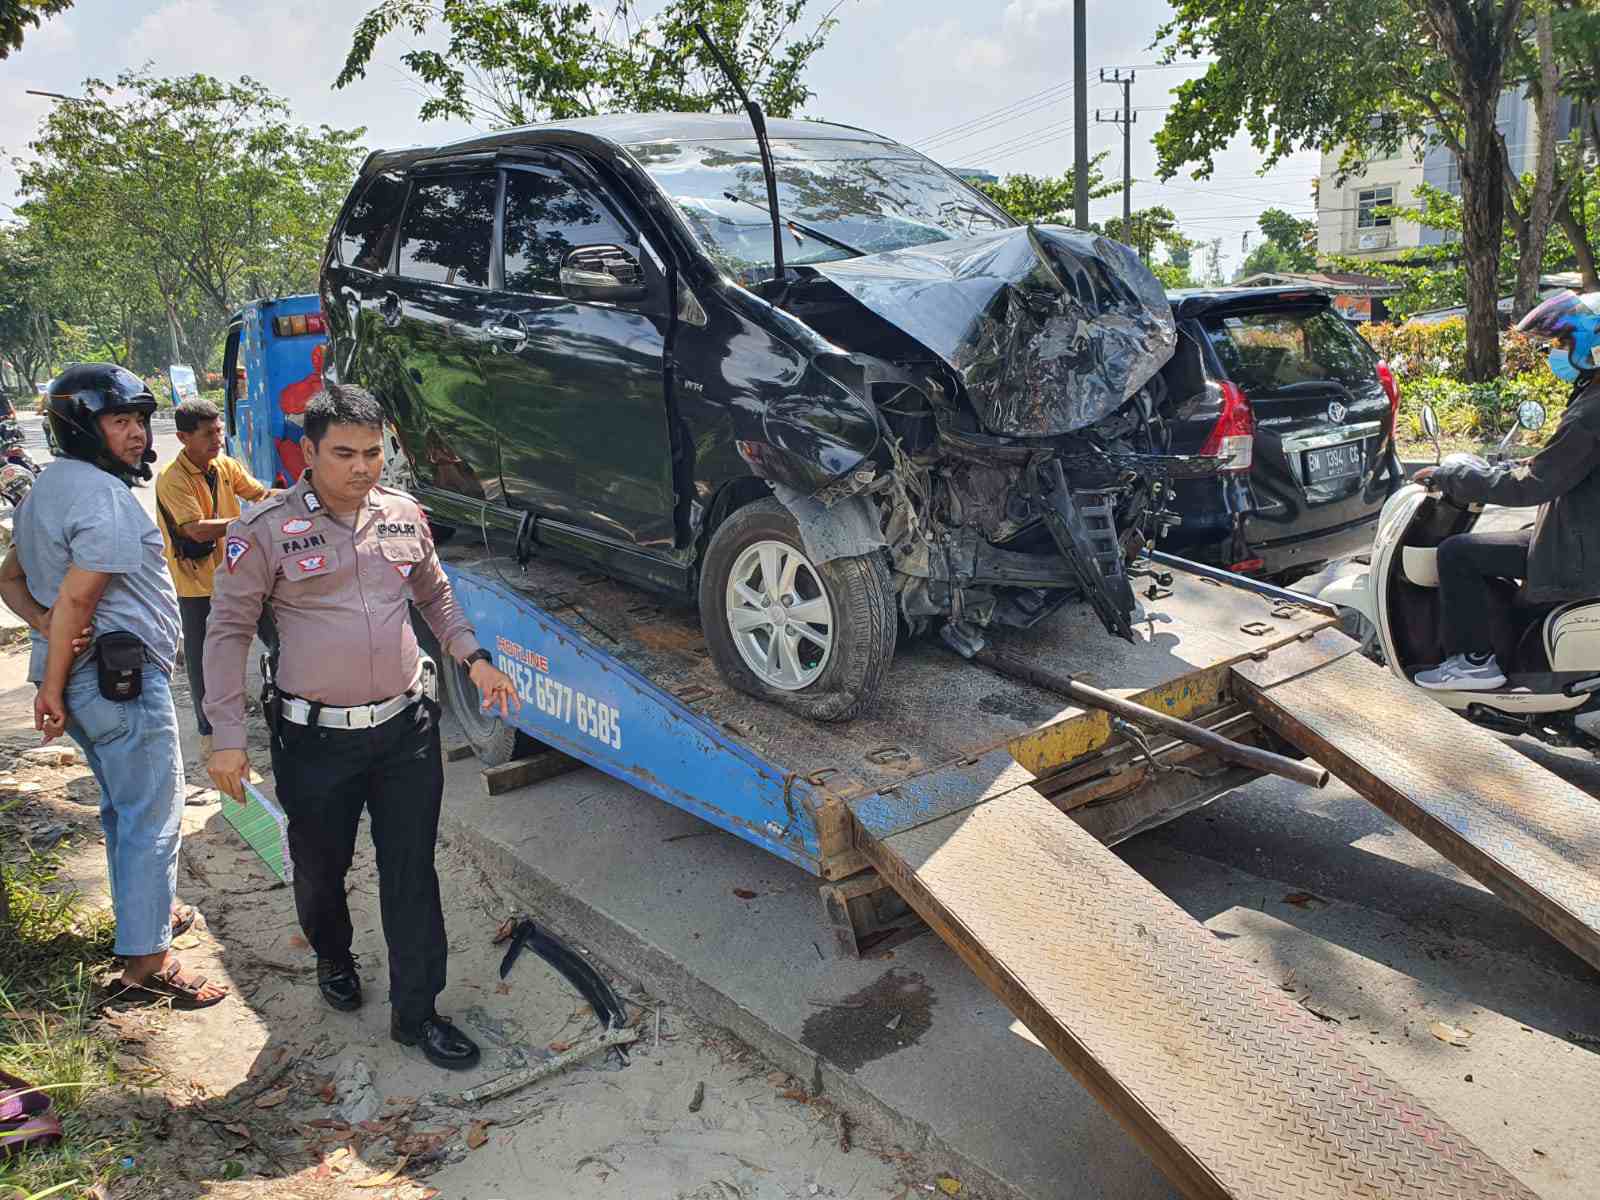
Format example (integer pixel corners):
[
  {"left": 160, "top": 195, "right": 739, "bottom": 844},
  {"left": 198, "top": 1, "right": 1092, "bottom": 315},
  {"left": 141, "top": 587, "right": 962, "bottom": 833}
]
[{"left": 62, "top": 666, "right": 184, "bottom": 958}]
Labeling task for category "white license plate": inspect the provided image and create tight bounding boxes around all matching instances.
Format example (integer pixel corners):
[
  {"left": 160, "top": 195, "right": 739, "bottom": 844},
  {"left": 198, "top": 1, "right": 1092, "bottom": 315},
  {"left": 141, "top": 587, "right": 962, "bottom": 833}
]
[{"left": 1304, "top": 441, "right": 1363, "bottom": 484}]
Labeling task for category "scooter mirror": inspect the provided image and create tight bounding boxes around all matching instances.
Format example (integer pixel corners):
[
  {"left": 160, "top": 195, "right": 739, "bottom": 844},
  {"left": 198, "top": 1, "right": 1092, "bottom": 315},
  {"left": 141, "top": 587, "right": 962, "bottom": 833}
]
[
  {"left": 1420, "top": 404, "right": 1440, "bottom": 440},
  {"left": 1517, "top": 399, "right": 1547, "bottom": 431}
]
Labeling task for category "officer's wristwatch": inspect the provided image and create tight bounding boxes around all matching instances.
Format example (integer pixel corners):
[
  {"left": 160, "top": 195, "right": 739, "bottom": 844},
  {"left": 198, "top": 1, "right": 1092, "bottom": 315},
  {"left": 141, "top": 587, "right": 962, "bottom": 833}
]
[{"left": 463, "top": 649, "right": 491, "bottom": 669}]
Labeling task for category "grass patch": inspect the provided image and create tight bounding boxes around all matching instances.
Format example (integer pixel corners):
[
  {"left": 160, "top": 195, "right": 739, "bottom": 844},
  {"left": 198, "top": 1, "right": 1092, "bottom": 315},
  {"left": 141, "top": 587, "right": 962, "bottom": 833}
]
[{"left": 1, "top": 816, "right": 136, "bottom": 1200}]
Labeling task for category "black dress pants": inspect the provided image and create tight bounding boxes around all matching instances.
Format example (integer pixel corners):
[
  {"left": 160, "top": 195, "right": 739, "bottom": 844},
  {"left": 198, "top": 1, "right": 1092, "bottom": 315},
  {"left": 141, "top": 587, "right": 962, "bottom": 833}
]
[
  {"left": 1436, "top": 528, "right": 1533, "bottom": 657},
  {"left": 179, "top": 595, "right": 277, "bottom": 736},
  {"left": 268, "top": 697, "right": 447, "bottom": 1028}
]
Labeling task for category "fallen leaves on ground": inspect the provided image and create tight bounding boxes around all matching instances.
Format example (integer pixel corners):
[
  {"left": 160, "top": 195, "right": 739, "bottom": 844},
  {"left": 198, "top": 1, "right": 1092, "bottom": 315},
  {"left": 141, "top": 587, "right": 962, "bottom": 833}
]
[
  {"left": 778, "top": 1089, "right": 810, "bottom": 1103},
  {"left": 353, "top": 1156, "right": 410, "bottom": 1188},
  {"left": 732, "top": 888, "right": 758, "bottom": 900},
  {"left": 223, "top": 1123, "right": 252, "bottom": 1142},
  {"left": 548, "top": 1041, "right": 572, "bottom": 1053},
  {"left": 254, "top": 1087, "right": 290, "bottom": 1109},
  {"left": 318, "top": 1080, "right": 336, "bottom": 1104},
  {"left": 465, "top": 1121, "right": 490, "bottom": 1150},
  {"left": 936, "top": 1178, "right": 963, "bottom": 1196},
  {"left": 1429, "top": 1020, "right": 1473, "bottom": 1047},
  {"left": 1281, "top": 892, "right": 1323, "bottom": 908}
]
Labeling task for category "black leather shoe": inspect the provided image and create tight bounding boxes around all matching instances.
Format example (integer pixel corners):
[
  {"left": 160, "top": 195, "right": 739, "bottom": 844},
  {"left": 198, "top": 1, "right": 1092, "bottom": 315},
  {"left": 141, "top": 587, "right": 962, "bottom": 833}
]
[
  {"left": 391, "top": 1012, "right": 481, "bottom": 1071},
  {"left": 316, "top": 955, "right": 362, "bottom": 1012}
]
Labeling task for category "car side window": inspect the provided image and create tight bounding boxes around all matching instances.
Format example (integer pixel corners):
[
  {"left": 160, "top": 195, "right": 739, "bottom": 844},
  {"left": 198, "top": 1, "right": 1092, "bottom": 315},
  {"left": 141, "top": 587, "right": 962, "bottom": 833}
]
[
  {"left": 502, "top": 165, "right": 633, "bottom": 296},
  {"left": 396, "top": 173, "right": 497, "bottom": 288},
  {"left": 337, "top": 170, "right": 408, "bottom": 273}
]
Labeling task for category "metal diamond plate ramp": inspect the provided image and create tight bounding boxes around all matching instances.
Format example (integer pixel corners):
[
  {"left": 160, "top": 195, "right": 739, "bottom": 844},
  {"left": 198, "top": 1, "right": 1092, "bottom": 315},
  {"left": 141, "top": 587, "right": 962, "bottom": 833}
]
[
  {"left": 853, "top": 786, "right": 1535, "bottom": 1200},
  {"left": 1236, "top": 647, "right": 1600, "bottom": 974}
]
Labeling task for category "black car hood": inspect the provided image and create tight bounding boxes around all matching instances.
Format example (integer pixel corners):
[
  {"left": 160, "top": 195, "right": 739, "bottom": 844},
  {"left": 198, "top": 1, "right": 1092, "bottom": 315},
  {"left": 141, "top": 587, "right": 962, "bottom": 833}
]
[{"left": 812, "top": 224, "right": 1176, "bottom": 437}]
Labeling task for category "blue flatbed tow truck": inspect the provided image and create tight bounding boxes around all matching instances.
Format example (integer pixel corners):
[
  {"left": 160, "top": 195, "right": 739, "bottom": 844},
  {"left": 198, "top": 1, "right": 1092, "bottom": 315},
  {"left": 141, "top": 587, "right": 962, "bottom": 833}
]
[{"left": 224, "top": 293, "right": 1596, "bottom": 1200}]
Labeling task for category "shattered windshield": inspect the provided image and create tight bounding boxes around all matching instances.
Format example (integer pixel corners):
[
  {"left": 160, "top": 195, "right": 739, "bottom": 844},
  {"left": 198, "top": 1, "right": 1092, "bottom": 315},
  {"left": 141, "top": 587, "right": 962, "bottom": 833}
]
[{"left": 629, "top": 137, "right": 1014, "bottom": 284}]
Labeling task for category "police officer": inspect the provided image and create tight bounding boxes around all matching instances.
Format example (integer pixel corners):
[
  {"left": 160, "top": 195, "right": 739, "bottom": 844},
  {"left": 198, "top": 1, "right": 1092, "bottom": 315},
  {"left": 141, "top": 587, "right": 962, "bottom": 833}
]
[{"left": 204, "top": 385, "right": 519, "bottom": 1070}]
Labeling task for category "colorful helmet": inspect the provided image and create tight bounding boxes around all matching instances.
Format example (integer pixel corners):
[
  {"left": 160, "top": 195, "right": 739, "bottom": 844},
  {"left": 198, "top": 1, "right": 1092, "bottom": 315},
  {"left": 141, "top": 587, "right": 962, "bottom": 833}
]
[{"left": 1516, "top": 290, "right": 1600, "bottom": 370}]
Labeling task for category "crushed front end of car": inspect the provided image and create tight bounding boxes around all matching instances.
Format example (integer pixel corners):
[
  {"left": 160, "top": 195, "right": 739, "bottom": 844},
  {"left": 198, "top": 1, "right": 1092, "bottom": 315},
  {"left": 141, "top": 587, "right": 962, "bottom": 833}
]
[{"left": 779, "top": 224, "right": 1219, "bottom": 651}]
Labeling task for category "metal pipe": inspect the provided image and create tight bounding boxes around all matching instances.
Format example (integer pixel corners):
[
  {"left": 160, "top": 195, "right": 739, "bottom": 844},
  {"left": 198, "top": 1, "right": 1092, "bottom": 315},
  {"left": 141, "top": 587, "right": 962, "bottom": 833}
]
[
  {"left": 1145, "top": 549, "right": 1341, "bottom": 616},
  {"left": 975, "top": 649, "right": 1331, "bottom": 790}
]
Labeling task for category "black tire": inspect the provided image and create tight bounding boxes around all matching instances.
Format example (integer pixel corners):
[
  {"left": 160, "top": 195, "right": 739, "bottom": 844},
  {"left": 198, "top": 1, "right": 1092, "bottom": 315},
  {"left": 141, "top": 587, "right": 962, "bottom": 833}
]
[
  {"left": 699, "top": 498, "right": 896, "bottom": 722},
  {"left": 412, "top": 605, "right": 521, "bottom": 766},
  {"left": 441, "top": 651, "right": 521, "bottom": 766}
]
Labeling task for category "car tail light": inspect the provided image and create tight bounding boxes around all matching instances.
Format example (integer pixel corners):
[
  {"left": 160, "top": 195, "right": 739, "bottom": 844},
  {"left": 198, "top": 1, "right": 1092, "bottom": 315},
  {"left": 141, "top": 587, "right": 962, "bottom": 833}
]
[
  {"left": 273, "top": 313, "right": 326, "bottom": 337},
  {"left": 1376, "top": 360, "right": 1400, "bottom": 430},
  {"left": 1199, "top": 381, "right": 1254, "bottom": 471},
  {"left": 1230, "top": 558, "right": 1265, "bottom": 574}
]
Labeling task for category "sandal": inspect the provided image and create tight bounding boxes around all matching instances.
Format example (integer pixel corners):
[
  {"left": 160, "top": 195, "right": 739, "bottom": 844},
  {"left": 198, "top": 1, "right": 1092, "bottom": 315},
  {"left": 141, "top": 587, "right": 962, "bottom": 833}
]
[
  {"left": 109, "top": 959, "right": 229, "bottom": 1010},
  {"left": 170, "top": 904, "right": 197, "bottom": 939}
]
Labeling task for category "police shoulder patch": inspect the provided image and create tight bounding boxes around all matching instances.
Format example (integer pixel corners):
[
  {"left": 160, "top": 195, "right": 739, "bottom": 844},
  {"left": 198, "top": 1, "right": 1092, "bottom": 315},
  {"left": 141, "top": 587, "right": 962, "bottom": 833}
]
[
  {"left": 224, "top": 536, "right": 252, "bottom": 573},
  {"left": 303, "top": 490, "right": 323, "bottom": 513}
]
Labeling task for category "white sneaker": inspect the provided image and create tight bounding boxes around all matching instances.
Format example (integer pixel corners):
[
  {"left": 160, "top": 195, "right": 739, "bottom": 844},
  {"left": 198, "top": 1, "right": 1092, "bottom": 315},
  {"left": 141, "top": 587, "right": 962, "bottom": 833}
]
[{"left": 1415, "top": 654, "right": 1507, "bottom": 692}]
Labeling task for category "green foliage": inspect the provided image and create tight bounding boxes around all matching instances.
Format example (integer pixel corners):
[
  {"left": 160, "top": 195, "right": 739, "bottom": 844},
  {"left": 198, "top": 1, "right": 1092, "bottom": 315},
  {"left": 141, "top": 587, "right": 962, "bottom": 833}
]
[
  {"left": 0, "top": 227, "right": 57, "bottom": 389},
  {"left": 336, "top": 0, "right": 840, "bottom": 127},
  {"left": 14, "top": 70, "right": 365, "bottom": 374},
  {"left": 0, "top": 0, "right": 71, "bottom": 60},
  {"left": 1152, "top": 260, "right": 1195, "bottom": 289},
  {"left": 1396, "top": 372, "right": 1569, "bottom": 446},
  {"left": 1361, "top": 317, "right": 1546, "bottom": 383},
  {"left": 1236, "top": 206, "right": 1315, "bottom": 278},
  {"left": 974, "top": 155, "right": 1116, "bottom": 225},
  {"left": 1102, "top": 205, "right": 1188, "bottom": 264},
  {"left": 0, "top": 825, "right": 128, "bottom": 1200}
]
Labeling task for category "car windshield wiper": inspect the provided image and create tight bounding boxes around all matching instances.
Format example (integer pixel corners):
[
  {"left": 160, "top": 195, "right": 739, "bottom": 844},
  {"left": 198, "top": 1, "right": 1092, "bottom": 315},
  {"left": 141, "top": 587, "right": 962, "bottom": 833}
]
[{"left": 722, "top": 192, "right": 867, "bottom": 258}]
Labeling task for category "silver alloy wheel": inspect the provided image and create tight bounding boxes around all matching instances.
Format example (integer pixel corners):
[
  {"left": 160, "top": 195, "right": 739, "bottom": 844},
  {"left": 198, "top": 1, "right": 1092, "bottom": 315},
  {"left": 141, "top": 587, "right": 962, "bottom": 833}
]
[{"left": 725, "top": 539, "right": 835, "bottom": 691}]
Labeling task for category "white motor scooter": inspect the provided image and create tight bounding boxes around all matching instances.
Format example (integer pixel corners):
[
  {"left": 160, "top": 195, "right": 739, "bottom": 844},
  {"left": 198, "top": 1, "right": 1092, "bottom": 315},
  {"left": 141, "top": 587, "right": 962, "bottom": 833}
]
[{"left": 1320, "top": 399, "right": 1600, "bottom": 751}]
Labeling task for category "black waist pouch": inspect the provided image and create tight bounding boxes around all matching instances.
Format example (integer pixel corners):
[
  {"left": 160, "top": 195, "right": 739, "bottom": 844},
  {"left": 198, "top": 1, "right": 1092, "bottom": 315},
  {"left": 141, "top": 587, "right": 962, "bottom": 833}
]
[{"left": 95, "top": 632, "right": 146, "bottom": 702}]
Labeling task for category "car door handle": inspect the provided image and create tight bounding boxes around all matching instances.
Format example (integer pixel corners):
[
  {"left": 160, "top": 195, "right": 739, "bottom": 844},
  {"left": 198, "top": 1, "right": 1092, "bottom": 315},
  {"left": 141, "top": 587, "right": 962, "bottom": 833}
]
[{"left": 485, "top": 322, "right": 525, "bottom": 343}]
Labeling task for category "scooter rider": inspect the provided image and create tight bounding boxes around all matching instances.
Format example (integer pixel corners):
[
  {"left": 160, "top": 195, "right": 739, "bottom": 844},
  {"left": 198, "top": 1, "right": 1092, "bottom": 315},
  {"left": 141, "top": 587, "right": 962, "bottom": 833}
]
[{"left": 1412, "top": 290, "right": 1600, "bottom": 691}]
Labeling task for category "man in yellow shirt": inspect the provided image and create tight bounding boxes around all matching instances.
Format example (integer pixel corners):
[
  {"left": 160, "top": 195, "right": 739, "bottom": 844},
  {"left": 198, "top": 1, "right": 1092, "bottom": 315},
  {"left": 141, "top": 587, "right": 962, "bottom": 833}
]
[{"left": 154, "top": 399, "right": 279, "bottom": 756}]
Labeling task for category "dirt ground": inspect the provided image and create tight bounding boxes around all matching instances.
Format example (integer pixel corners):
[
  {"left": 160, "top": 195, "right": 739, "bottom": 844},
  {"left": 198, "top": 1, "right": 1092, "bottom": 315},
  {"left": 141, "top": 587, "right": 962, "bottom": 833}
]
[{"left": 0, "top": 642, "right": 960, "bottom": 1200}]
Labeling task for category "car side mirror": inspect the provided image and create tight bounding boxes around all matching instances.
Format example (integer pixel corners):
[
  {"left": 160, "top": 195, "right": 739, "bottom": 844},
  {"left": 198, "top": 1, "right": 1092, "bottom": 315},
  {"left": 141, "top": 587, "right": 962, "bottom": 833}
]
[
  {"left": 559, "top": 245, "right": 648, "bottom": 304},
  {"left": 1420, "top": 403, "right": 1441, "bottom": 465},
  {"left": 1518, "top": 399, "right": 1547, "bottom": 431}
]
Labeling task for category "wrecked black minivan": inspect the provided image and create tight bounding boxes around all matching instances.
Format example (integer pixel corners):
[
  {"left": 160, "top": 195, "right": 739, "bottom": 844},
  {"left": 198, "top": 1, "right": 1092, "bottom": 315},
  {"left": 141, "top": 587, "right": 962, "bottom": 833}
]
[{"left": 319, "top": 114, "right": 1214, "bottom": 720}]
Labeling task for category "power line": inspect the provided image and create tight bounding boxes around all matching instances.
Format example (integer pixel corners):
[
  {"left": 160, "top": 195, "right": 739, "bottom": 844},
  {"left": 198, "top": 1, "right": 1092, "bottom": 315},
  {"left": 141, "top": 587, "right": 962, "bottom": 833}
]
[{"left": 913, "top": 79, "right": 1078, "bottom": 150}]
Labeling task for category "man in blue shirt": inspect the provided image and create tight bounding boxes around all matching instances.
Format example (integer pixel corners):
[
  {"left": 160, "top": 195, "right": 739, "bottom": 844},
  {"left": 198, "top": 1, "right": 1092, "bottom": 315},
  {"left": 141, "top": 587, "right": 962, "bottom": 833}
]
[{"left": 0, "top": 365, "right": 226, "bottom": 1009}]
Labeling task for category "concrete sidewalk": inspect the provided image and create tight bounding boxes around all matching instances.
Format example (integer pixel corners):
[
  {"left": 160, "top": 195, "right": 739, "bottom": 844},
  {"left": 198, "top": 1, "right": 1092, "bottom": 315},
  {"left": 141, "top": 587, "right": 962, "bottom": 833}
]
[{"left": 436, "top": 748, "right": 1600, "bottom": 1200}]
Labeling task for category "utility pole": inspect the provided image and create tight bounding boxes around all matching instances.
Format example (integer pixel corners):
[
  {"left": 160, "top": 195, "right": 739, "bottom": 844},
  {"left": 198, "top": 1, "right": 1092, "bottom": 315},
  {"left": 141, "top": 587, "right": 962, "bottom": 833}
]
[
  {"left": 1096, "top": 68, "right": 1136, "bottom": 240},
  {"left": 1073, "top": 0, "right": 1088, "bottom": 230}
]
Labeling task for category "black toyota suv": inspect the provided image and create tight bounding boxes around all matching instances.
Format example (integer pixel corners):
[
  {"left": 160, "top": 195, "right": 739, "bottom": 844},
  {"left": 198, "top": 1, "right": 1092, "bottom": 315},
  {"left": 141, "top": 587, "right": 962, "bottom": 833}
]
[
  {"left": 320, "top": 114, "right": 1215, "bottom": 720},
  {"left": 1158, "top": 287, "right": 1403, "bottom": 583}
]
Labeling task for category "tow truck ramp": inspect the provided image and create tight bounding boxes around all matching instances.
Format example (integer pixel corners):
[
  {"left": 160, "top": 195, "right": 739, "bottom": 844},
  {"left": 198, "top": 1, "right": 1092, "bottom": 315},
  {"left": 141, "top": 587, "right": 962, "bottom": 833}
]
[{"left": 435, "top": 540, "right": 1590, "bottom": 1198}]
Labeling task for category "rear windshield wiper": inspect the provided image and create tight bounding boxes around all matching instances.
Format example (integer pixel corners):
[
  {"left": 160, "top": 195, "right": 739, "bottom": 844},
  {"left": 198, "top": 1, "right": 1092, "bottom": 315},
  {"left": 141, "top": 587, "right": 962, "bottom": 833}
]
[{"left": 722, "top": 192, "right": 867, "bottom": 258}]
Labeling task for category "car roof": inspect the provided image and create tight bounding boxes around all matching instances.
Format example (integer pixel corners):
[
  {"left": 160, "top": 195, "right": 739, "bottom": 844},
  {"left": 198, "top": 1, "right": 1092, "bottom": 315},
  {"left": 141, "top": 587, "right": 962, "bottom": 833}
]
[
  {"left": 364, "top": 113, "right": 899, "bottom": 175},
  {"left": 1166, "top": 285, "right": 1335, "bottom": 318}
]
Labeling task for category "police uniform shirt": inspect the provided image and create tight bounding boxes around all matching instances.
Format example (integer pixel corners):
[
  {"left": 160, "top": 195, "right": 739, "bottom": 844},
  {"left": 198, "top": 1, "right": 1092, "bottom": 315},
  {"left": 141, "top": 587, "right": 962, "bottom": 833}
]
[{"left": 201, "top": 473, "right": 478, "bottom": 751}]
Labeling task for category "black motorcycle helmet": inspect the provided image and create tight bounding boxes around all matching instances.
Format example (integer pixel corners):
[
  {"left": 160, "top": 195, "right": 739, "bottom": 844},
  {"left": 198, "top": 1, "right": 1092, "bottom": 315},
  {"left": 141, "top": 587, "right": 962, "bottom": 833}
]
[{"left": 45, "top": 363, "right": 158, "bottom": 482}]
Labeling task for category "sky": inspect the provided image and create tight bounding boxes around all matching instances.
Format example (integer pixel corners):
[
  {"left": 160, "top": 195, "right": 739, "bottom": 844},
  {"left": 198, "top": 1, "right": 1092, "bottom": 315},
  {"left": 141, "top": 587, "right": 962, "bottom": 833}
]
[{"left": 0, "top": 0, "right": 1322, "bottom": 278}]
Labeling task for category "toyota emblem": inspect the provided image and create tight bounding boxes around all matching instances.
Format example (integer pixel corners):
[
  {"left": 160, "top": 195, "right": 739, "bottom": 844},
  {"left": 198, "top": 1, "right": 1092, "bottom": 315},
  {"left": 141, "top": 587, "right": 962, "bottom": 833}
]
[{"left": 1327, "top": 400, "right": 1348, "bottom": 424}]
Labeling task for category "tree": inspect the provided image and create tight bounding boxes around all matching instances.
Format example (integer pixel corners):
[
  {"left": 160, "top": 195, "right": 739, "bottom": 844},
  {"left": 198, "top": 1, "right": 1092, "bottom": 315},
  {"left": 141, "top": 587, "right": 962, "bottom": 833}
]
[
  {"left": 19, "top": 71, "right": 366, "bottom": 369},
  {"left": 1, "top": 0, "right": 71, "bottom": 60},
  {"left": 974, "top": 155, "right": 1116, "bottom": 226},
  {"left": 1102, "top": 205, "right": 1187, "bottom": 264},
  {"left": 336, "top": 0, "right": 841, "bottom": 128},
  {"left": 1154, "top": 0, "right": 1527, "bottom": 381},
  {"left": 0, "top": 225, "right": 58, "bottom": 389},
  {"left": 1235, "top": 206, "right": 1317, "bottom": 278}
]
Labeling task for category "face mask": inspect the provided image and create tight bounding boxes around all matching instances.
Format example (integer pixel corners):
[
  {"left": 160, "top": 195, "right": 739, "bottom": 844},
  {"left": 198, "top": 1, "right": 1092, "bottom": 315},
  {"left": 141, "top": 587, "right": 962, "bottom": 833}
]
[{"left": 1549, "top": 348, "right": 1580, "bottom": 383}]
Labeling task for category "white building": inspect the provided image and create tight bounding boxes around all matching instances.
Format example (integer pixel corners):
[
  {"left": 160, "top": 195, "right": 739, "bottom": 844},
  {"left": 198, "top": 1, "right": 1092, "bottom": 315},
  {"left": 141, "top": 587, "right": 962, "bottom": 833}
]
[{"left": 1316, "top": 94, "right": 1584, "bottom": 262}]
